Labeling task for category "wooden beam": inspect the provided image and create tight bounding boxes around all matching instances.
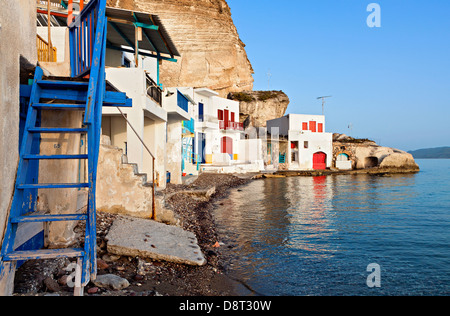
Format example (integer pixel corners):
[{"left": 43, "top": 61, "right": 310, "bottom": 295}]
[{"left": 106, "top": 17, "right": 159, "bottom": 31}]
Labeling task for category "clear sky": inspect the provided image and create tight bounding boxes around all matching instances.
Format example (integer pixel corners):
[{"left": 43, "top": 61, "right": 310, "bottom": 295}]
[{"left": 227, "top": 0, "right": 450, "bottom": 151}]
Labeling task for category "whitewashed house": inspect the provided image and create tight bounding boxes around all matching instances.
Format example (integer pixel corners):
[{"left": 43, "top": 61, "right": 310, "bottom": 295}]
[
  {"left": 169, "top": 88, "right": 244, "bottom": 171},
  {"left": 99, "top": 9, "right": 182, "bottom": 188},
  {"left": 161, "top": 88, "right": 197, "bottom": 182},
  {"left": 266, "top": 114, "right": 333, "bottom": 170}
]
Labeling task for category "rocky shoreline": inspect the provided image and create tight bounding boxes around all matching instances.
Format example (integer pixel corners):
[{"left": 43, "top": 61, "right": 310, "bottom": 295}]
[
  {"left": 12, "top": 167, "right": 420, "bottom": 296},
  {"left": 13, "top": 173, "right": 250, "bottom": 296}
]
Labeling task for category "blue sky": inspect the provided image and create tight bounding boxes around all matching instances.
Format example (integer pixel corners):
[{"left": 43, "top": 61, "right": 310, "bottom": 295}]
[{"left": 227, "top": 0, "right": 450, "bottom": 151}]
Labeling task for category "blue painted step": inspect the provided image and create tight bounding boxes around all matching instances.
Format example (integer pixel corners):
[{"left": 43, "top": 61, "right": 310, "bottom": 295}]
[
  {"left": 27, "top": 127, "right": 88, "bottom": 134},
  {"left": 32, "top": 103, "right": 86, "bottom": 110},
  {"left": 23, "top": 154, "right": 89, "bottom": 160},
  {"left": 37, "top": 80, "right": 89, "bottom": 90},
  {"left": 17, "top": 183, "right": 90, "bottom": 189},
  {"left": 11, "top": 214, "right": 88, "bottom": 223},
  {"left": 3, "top": 248, "right": 85, "bottom": 261}
]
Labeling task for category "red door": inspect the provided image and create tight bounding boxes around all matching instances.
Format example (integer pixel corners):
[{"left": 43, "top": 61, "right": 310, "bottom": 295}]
[
  {"left": 221, "top": 136, "right": 233, "bottom": 156},
  {"left": 313, "top": 152, "right": 327, "bottom": 170},
  {"left": 310, "top": 121, "right": 317, "bottom": 133}
]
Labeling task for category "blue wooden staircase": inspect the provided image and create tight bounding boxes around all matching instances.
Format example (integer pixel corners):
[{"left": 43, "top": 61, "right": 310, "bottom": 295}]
[{"left": 0, "top": 0, "right": 130, "bottom": 295}]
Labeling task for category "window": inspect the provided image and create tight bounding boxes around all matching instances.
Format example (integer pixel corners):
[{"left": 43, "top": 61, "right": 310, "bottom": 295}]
[
  {"left": 304, "top": 141, "right": 309, "bottom": 149},
  {"left": 122, "top": 56, "right": 131, "bottom": 68},
  {"left": 302, "top": 122, "right": 308, "bottom": 131},
  {"left": 318, "top": 123, "right": 323, "bottom": 133},
  {"left": 309, "top": 121, "right": 317, "bottom": 133},
  {"left": 218, "top": 109, "right": 223, "bottom": 121},
  {"left": 231, "top": 112, "right": 235, "bottom": 122}
]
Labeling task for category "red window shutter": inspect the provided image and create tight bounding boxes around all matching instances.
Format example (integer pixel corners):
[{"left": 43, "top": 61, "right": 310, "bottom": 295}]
[
  {"left": 318, "top": 123, "right": 323, "bottom": 133},
  {"left": 218, "top": 110, "right": 223, "bottom": 121},
  {"left": 231, "top": 112, "right": 235, "bottom": 122},
  {"left": 310, "top": 121, "right": 317, "bottom": 133},
  {"left": 302, "top": 122, "right": 308, "bottom": 130}
]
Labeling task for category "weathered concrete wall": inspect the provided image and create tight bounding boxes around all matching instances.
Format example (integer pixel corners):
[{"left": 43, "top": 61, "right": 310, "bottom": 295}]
[
  {"left": 38, "top": 111, "right": 83, "bottom": 248},
  {"left": 0, "top": 0, "right": 37, "bottom": 296},
  {"left": 96, "top": 141, "right": 178, "bottom": 225}
]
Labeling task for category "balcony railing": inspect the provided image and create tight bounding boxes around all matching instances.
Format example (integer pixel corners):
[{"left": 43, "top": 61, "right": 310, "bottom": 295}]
[
  {"left": 37, "top": 34, "right": 57, "bottom": 62},
  {"left": 182, "top": 118, "right": 195, "bottom": 134},
  {"left": 219, "top": 120, "right": 244, "bottom": 131},
  {"left": 146, "top": 74, "right": 162, "bottom": 106}
]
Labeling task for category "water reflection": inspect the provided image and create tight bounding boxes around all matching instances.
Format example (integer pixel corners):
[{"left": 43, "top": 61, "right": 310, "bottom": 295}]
[{"left": 214, "top": 165, "right": 450, "bottom": 296}]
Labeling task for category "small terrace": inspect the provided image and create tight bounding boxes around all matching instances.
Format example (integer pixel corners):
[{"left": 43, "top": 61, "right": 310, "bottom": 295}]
[
  {"left": 146, "top": 73, "right": 162, "bottom": 106},
  {"left": 219, "top": 120, "right": 244, "bottom": 132}
]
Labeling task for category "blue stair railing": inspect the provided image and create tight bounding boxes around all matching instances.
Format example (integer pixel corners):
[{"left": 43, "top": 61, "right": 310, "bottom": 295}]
[{"left": 0, "top": 0, "right": 126, "bottom": 296}]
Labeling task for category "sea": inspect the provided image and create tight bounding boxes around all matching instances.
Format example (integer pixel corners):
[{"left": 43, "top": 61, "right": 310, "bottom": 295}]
[{"left": 213, "top": 159, "right": 450, "bottom": 296}]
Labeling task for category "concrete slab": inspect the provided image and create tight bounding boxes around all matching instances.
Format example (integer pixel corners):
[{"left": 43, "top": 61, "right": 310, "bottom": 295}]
[{"left": 106, "top": 216, "right": 206, "bottom": 266}]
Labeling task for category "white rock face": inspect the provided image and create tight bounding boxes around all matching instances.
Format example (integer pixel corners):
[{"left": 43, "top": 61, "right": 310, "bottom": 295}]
[
  {"left": 107, "top": 0, "right": 254, "bottom": 97},
  {"left": 333, "top": 134, "right": 419, "bottom": 171}
]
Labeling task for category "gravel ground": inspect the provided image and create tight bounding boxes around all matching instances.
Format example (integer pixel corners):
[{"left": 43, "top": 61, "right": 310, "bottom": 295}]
[{"left": 13, "top": 173, "right": 250, "bottom": 296}]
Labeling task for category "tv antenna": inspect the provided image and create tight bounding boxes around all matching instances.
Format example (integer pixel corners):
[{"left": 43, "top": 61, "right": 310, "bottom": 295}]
[
  {"left": 348, "top": 123, "right": 353, "bottom": 136},
  {"left": 317, "top": 96, "right": 332, "bottom": 115},
  {"left": 267, "top": 69, "right": 272, "bottom": 90}
]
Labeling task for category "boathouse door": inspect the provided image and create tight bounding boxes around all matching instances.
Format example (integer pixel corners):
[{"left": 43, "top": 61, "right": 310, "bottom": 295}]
[
  {"left": 221, "top": 136, "right": 233, "bottom": 158},
  {"left": 313, "top": 152, "right": 327, "bottom": 170}
]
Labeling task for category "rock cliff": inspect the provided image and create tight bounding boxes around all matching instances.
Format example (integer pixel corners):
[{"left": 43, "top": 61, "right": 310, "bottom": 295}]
[
  {"left": 228, "top": 91, "right": 290, "bottom": 128},
  {"left": 107, "top": 0, "right": 254, "bottom": 97}
]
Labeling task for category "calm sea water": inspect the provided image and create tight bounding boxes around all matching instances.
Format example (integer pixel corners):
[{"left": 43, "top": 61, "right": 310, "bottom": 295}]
[{"left": 213, "top": 159, "right": 450, "bottom": 296}]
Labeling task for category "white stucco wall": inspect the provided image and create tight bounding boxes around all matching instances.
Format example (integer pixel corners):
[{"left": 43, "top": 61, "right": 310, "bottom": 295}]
[
  {"left": 288, "top": 131, "right": 333, "bottom": 170},
  {"left": 103, "top": 67, "right": 168, "bottom": 187},
  {"left": 268, "top": 114, "right": 333, "bottom": 170},
  {"left": 0, "top": 0, "right": 37, "bottom": 296}
]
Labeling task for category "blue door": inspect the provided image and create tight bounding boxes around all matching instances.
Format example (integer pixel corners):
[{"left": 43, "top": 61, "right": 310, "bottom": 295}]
[
  {"left": 198, "top": 103, "right": 204, "bottom": 122},
  {"left": 197, "top": 132, "right": 206, "bottom": 164}
]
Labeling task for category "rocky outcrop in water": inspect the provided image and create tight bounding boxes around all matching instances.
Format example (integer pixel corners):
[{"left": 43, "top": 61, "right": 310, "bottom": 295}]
[{"left": 333, "top": 134, "right": 420, "bottom": 172}]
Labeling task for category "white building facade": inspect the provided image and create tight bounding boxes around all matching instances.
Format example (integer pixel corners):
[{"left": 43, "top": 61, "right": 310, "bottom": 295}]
[
  {"left": 267, "top": 114, "right": 333, "bottom": 170},
  {"left": 171, "top": 88, "right": 243, "bottom": 169}
]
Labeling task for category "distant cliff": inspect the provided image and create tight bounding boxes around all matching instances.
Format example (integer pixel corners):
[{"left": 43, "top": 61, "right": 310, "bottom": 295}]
[
  {"left": 107, "top": 0, "right": 254, "bottom": 97},
  {"left": 408, "top": 147, "right": 450, "bottom": 159},
  {"left": 228, "top": 91, "right": 290, "bottom": 128}
]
